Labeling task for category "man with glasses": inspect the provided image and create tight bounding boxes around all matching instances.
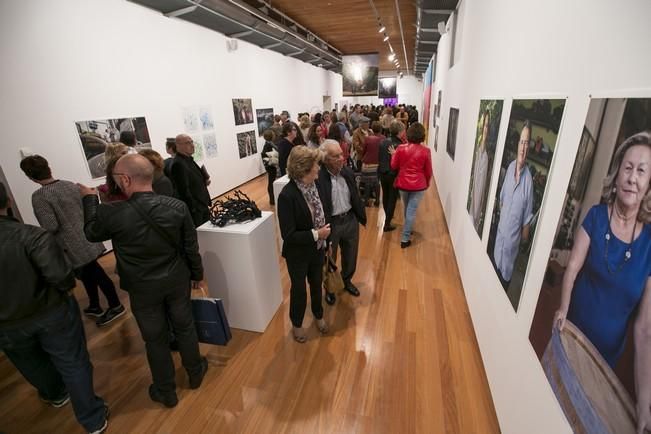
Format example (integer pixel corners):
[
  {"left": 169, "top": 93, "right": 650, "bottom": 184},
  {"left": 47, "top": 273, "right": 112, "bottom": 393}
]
[
  {"left": 80, "top": 154, "right": 208, "bottom": 408},
  {"left": 170, "top": 134, "right": 211, "bottom": 227},
  {"left": 492, "top": 120, "right": 534, "bottom": 289}
]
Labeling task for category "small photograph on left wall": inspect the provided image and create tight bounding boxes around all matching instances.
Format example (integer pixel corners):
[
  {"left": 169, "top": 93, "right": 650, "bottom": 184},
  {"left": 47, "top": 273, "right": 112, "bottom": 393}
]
[
  {"left": 75, "top": 116, "right": 151, "bottom": 179},
  {"left": 237, "top": 130, "right": 257, "bottom": 159}
]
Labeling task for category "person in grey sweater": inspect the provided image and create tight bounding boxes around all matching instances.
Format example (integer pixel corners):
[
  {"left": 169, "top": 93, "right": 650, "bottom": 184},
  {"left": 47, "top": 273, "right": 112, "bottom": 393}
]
[{"left": 20, "top": 155, "right": 126, "bottom": 327}]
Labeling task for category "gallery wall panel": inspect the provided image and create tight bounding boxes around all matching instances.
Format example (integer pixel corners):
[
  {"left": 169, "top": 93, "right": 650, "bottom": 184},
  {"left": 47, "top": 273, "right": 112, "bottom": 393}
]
[
  {"left": 0, "top": 0, "right": 342, "bottom": 225},
  {"left": 427, "top": 0, "right": 651, "bottom": 433}
]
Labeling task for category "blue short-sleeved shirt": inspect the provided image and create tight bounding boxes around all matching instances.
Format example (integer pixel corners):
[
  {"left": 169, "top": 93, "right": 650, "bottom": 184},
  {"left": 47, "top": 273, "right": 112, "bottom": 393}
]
[
  {"left": 568, "top": 204, "right": 651, "bottom": 367},
  {"left": 493, "top": 161, "right": 534, "bottom": 281}
]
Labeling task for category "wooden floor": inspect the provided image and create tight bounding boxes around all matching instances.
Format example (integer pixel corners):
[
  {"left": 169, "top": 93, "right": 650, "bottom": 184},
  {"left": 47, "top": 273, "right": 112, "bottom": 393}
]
[{"left": 0, "top": 175, "right": 500, "bottom": 434}]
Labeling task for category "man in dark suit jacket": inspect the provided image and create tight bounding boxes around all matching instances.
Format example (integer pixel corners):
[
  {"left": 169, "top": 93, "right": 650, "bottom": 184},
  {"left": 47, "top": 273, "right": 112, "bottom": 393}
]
[
  {"left": 171, "top": 134, "right": 211, "bottom": 227},
  {"left": 277, "top": 122, "right": 297, "bottom": 177},
  {"left": 318, "top": 140, "right": 367, "bottom": 305}
]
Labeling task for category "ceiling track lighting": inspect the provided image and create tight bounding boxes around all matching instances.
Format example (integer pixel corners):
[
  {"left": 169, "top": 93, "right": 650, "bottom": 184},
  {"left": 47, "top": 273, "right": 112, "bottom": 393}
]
[
  {"left": 378, "top": 25, "right": 386, "bottom": 33},
  {"left": 388, "top": 53, "right": 395, "bottom": 61},
  {"left": 383, "top": 34, "right": 389, "bottom": 42}
]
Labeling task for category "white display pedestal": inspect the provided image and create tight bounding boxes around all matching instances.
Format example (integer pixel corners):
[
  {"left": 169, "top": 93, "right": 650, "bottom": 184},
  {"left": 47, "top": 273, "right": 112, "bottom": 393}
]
[
  {"left": 197, "top": 211, "right": 282, "bottom": 333},
  {"left": 272, "top": 174, "right": 290, "bottom": 249}
]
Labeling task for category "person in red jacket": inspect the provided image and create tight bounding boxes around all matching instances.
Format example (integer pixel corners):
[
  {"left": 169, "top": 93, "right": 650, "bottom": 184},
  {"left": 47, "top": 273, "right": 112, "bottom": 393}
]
[{"left": 391, "top": 123, "right": 433, "bottom": 248}]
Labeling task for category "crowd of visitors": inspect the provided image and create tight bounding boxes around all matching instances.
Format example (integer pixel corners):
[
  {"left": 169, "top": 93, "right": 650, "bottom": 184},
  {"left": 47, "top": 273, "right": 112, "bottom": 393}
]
[{"left": 0, "top": 102, "right": 430, "bottom": 433}]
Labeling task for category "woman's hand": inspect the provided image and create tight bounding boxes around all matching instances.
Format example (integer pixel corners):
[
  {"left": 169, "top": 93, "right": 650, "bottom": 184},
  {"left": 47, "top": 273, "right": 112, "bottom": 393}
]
[
  {"left": 636, "top": 402, "right": 651, "bottom": 434},
  {"left": 553, "top": 309, "right": 567, "bottom": 331},
  {"left": 388, "top": 145, "right": 396, "bottom": 155},
  {"left": 317, "top": 224, "right": 331, "bottom": 240}
]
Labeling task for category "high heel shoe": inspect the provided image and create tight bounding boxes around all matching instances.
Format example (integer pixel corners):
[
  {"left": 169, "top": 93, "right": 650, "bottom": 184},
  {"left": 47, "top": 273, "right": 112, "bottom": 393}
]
[
  {"left": 292, "top": 327, "right": 307, "bottom": 343},
  {"left": 315, "top": 318, "right": 329, "bottom": 334}
]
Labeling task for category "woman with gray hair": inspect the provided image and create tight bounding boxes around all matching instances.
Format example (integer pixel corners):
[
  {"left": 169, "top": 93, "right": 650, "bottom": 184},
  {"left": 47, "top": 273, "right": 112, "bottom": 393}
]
[
  {"left": 277, "top": 146, "right": 331, "bottom": 342},
  {"left": 553, "top": 131, "right": 651, "bottom": 430}
]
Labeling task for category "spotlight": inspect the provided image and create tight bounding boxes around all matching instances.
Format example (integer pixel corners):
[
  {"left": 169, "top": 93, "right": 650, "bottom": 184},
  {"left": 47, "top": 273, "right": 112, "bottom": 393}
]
[
  {"left": 388, "top": 53, "right": 395, "bottom": 61},
  {"left": 383, "top": 35, "right": 389, "bottom": 42},
  {"left": 378, "top": 26, "right": 385, "bottom": 33}
]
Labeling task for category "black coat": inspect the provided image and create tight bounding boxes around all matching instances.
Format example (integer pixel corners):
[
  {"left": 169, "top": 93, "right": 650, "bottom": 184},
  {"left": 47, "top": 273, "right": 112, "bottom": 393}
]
[
  {"left": 170, "top": 153, "right": 211, "bottom": 226},
  {"left": 317, "top": 165, "right": 366, "bottom": 226},
  {"left": 277, "top": 138, "right": 294, "bottom": 177},
  {"left": 277, "top": 180, "right": 326, "bottom": 260},
  {"left": 83, "top": 192, "right": 203, "bottom": 292},
  {"left": 0, "top": 216, "right": 74, "bottom": 329}
]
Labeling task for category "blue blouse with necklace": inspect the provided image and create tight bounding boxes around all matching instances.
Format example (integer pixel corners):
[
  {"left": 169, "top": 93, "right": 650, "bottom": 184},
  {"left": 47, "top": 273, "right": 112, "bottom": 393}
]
[{"left": 567, "top": 203, "right": 651, "bottom": 367}]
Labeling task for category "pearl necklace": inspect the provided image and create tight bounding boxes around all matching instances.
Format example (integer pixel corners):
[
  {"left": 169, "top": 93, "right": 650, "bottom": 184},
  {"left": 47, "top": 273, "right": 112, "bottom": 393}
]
[{"left": 604, "top": 205, "right": 636, "bottom": 274}]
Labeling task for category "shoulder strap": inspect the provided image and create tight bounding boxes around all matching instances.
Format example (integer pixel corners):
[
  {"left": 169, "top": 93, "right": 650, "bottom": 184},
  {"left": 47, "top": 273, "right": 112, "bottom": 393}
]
[{"left": 128, "top": 199, "right": 179, "bottom": 251}]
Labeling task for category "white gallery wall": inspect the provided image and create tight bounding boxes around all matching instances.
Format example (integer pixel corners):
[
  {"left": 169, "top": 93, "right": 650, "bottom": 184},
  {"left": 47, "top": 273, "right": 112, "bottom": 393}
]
[
  {"left": 0, "top": 0, "right": 342, "bottom": 225},
  {"left": 429, "top": 0, "right": 651, "bottom": 433}
]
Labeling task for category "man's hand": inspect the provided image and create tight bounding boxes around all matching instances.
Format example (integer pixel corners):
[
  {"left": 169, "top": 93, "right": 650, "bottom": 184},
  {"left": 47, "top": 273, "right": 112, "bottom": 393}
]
[
  {"left": 78, "top": 184, "right": 98, "bottom": 197},
  {"left": 317, "top": 224, "right": 331, "bottom": 240}
]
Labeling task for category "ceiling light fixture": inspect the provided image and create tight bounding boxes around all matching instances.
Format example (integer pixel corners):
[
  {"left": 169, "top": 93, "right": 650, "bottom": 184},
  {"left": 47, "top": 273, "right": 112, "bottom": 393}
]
[
  {"left": 388, "top": 53, "right": 395, "bottom": 61},
  {"left": 378, "top": 26, "right": 385, "bottom": 33},
  {"left": 383, "top": 34, "right": 389, "bottom": 42}
]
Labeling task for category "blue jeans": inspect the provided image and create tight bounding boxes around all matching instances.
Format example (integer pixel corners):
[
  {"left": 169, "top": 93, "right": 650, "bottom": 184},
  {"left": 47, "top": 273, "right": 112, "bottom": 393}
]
[
  {"left": 0, "top": 295, "right": 106, "bottom": 432},
  {"left": 400, "top": 190, "right": 425, "bottom": 243}
]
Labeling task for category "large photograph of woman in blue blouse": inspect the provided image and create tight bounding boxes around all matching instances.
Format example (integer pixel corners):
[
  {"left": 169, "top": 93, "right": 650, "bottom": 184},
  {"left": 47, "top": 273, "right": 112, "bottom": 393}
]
[{"left": 529, "top": 98, "right": 651, "bottom": 433}]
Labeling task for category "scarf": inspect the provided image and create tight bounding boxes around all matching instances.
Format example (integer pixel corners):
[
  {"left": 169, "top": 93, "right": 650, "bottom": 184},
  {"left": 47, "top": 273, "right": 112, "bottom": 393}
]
[{"left": 296, "top": 180, "right": 326, "bottom": 250}]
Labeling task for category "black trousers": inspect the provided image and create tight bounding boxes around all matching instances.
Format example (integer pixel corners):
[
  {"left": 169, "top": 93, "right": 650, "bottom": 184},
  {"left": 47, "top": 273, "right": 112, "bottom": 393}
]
[
  {"left": 77, "top": 259, "right": 121, "bottom": 309},
  {"left": 379, "top": 172, "right": 398, "bottom": 227},
  {"left": 329, "top": 213, "right": 359, "bottom": 286},
  {"left": 286, "top": 249, "right": 325, "bottom": 328},
  {"left": 266, "top": 167, "right": 277, "bottom": 205},
  {"left": 129, "top": 284, "right": 202, "bottom": 394}
]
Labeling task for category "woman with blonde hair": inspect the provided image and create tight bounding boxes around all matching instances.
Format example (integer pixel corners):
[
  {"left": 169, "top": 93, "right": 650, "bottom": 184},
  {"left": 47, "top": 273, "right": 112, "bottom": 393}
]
[
  {"left": 277, "top": 146, "right": 330, "bottom": 342},
  {"left": 299, "top": 114, "right": 311, "bottom": 141},
  {"left": 554, "top": 131, "right": 651, "bottom": 430}
]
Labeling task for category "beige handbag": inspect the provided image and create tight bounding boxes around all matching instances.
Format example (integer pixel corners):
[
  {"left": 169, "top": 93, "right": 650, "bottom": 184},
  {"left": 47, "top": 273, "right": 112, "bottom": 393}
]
[{"left": 323, "top": 253, "right": 344, "bottom": 294}]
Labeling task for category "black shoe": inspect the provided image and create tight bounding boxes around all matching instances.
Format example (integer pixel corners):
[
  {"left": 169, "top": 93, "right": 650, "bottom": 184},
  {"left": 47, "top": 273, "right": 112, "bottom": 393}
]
[
  {"left": 89, "top": 406, "right": 110, "bottom": 434},
  {"left": 383, "top": 225, "right": 396, "bottom": 232},
  {"left": 345, "top": 284, "right": 360, "bottom": 297},
  {"left": 96, "top": 305, "right": 126, "bottom": 327},
  {"left": 83, "top": 306, "right": 104, "bottom": 318},
  {"left": 148, "top": 384, "right": 178, "bottom": 408},
  {"left": 40, "top": 392, "right": 70, "bottom": 408},
  {"left": 189, "top": 357, "right": 208, "bottom": 389},
  {"left": 325, "top": 292, "right": 336, "bottom": 305},
  {"left": 400, "top": 240, "right": 412, "bottom": 249}
]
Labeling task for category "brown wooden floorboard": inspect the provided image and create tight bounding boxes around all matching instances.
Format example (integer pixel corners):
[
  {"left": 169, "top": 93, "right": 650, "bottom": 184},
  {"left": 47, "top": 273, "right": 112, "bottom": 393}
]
[{"left": 0, "top": 174, "right": 500, "bottom": 434}]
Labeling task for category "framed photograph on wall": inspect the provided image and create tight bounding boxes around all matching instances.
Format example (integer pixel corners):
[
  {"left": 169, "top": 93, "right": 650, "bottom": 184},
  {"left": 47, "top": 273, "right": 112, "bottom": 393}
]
[
  {"left": 466, "top": 99, "right": 505, "bottom": 237},
  {"left": 236, "top": 130, "right": 257, "bottom": 159},
  {"left": 256, "top": 108, "right": 274, "bottom": 136},
  {"left": 342, "top": 54, "right": 379, "bottom": 96},
  {"left": 529, "top": 97, "right": 651, "bottom": 432},
  {"left": 485, "top": 98, "right": 566, "bottom": 311},
  {"left": 446, "top": 107, "right": 459, "bottom": 160},
  {"left": 232, "top": 98, "right": 254, "bottom": 125},
  {"left": 378, "top": 77, "right": 397, "bottom": 98},
  {"left": 75, "top": 116, "right": 151, "bottom": 179}
]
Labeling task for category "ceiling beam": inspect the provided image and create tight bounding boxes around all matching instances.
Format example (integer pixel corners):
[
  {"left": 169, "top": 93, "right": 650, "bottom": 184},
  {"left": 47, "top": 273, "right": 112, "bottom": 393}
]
[
  {"left": 164, "top": 5, "right": 197, "bottom": 18},
  {"left": 228, "top": 30, "right": 253, "bottom": 38},
  {"left": 418, "top": 40, "right": 439, "bottom": 45},
  {"left": 263, "top": 42, "right": 283, "bottom": 49},
  {"left": 287, "top": 49, "right": 305, "bottom": 57},
  {"left": 421, "top": 9, "right": 454, "bottom": 14}
]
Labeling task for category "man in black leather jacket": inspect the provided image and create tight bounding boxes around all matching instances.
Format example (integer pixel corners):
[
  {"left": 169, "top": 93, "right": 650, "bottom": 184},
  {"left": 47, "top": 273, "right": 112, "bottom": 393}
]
[
  {"left": 318, "top": 140, "right": 367, "bottom": 305},
  {"left": 0, "top": 183, "right": 109, "bottom": 433},
  {"left": 170, "top": 134, "right": 211, "bottom": 227},
  {"left": 80, "top": 154, "right": 207, "bottom": 408}
]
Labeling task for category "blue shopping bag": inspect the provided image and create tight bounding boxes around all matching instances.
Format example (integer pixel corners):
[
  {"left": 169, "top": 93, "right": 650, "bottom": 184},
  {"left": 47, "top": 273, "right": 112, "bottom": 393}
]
[{"left": 191, "top": 290, "right": 231, "bottom": 346}]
